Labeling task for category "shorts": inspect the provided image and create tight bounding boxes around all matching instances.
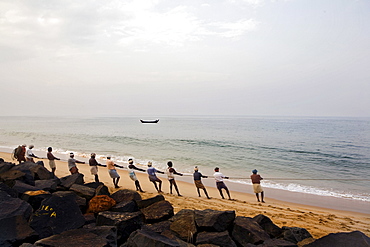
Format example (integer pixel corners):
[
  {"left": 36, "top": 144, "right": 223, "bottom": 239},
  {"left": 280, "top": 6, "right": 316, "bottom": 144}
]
[
  {"left": 253, "top": 184, "right": 263, "bottom": 193},
  {"left": 149, "top": 175, "right": 161, "bottom": 182},
  {"left": 109, "top": 169, "right": 120, "bottom": 179},
  {"left": 90, "top": 166, "right": 98, "bottom": 175},
  {"left": 216, "top": 181, "right": 228, "bottom": 190},
  {"left": 194, "top": 180, "right": 205, "bottom": 189},
  {"left": 49, "top": 160, "right": 56, "bottom": 169},
  {"left": 129, "top": 174, "right": 138, "bottom": 181},
  {"left": 70, "top": 166, "right": 78, "bottom": 174}
]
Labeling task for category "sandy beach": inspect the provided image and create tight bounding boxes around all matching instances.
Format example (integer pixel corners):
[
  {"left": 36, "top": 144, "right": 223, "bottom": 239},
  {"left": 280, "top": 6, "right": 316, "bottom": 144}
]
[{"left": 1, "top": 151, "right": 369, "bottom": 239}]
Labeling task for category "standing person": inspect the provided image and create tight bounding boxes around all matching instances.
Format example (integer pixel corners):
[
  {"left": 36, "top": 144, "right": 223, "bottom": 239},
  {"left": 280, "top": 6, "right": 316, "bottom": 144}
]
[
  {"left": 251, "top": 169, "right": 265, "bottom": 203},
  {"left": 106, "top": 156, "right": 121, "bottom": 188},
  {"left": 128, "top": 158, "right": 145, "bottom": 192},
  {"left": 13, "top": 144, "right": 26, "bottom": 164},
  {"left": 213, "top": 167, "right": 232, "bottom": 200},
  {"left": 193, "top": 166, "right": 210, "bottom": 199},
  {"left": 26, "top": 145, "right": 39, "bottom": 163},
  {"left": 147, "top": 161, "right": 164, "bottom": 193},
  {"left": 47, "top": 147, "right": 60, "bottom": 176},
  {"left": 89, "top": 153, "right": 102, "bottom": 183},
  {"left": 166, "top": 161, "right": 183, "bottom": 196},
  {"left": 68, "top": 152, "right": 85, "bottom": 174}
]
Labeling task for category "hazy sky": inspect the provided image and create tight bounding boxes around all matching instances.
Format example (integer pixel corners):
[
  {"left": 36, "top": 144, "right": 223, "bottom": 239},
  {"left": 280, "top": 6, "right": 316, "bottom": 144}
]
[{"left": 1, "top": 0, "right": 369, "bottom": 117}]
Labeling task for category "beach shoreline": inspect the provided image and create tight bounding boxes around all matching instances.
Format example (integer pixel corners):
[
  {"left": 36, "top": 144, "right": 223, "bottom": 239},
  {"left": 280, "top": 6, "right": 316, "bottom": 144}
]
[{"left": 1, "top": 151, "right": 369, "bottom": 239}]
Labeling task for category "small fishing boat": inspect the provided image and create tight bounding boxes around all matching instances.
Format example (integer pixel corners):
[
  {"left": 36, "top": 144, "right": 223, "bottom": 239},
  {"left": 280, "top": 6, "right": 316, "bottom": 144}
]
[{"left": 140, "top": 119, "right": 159, "bottom": 124}]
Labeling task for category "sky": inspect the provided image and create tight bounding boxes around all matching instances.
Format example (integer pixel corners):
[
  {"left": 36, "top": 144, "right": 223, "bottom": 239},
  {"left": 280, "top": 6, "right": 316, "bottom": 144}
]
[{"left": 0, "top": 0, "right": 369, "bottom": 117}]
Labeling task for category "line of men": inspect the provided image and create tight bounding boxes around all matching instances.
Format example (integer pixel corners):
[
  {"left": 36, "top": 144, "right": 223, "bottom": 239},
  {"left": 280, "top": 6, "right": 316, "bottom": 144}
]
[{"left": 13, "top": 144, "right": 265, "bottom": 202}]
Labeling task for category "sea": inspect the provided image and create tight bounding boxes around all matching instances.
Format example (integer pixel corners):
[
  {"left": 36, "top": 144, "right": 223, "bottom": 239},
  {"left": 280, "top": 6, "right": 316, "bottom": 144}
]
[{"left": 0, "top": 116, "right": 369, "bottom": 209}]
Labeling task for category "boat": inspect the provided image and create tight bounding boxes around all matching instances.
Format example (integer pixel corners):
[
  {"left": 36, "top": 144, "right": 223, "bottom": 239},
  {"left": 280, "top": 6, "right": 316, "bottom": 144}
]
[{"left": 140, "top": 119, "right": 159, "bottom": 124}]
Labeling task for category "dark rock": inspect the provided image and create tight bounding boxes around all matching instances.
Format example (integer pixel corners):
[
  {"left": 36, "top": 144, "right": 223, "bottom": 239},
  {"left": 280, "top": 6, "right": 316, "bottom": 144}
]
[
  {"left": 196, "top": 231, "right": 237, "bottom": 247},
  {"left": 0, "top": 215, "right": 38, "bottom": 247},
  {"left": 21, "top": 190, "right": 52, "bottom": 211},
  {"left": 0, "top": 182, "right": 18, "bottom": 198},
  {"left": 303, "top": 231, "right": 370, "bottom": 247},
  {"left": 34, "top": 178, "right": 60, "bottom": 192},
  {"left": 161, "top": 229, "right": 196, "bottom": 247},
  {"left": 253, "top": 214, "right": 283, "bottom": 238},
  {"left": 142, "top": 220, "right": 171, "bottom": 234},
  {"left": 232, "top": 216, "right": 270, "bottom": 245},
  {"left": 29, "top": 164, "right": 52, "bottom": 180},
  {"left": 136, "top": 194, "right": 165, "bottom": 209},
  {"left": 33, "top": 227, "right": 116, "bottom": 247},
  {"left": 83, "top": 213, "right": 96, "bottom": 225},
  {"left": 59, "top": 173, "right": 84, "bottom": 189},
  {"left": 196, "top": 245, "right": 220, "bottom": 247},
  {"left": 170, "top": 209, "right": 197, "bottom": 242},
  {"left": 0, "top": 191, "right": 33, "bottom": 220},
  {"left": 258, "top": 238, "right": 297, "bottom": 247},
  {"left": 110, "top": 189, "right": 142, "bottom": 203},
  {"left": 29, "top": 192, "right": 85, "bottom": 238},
  {"left": 19, "top": 243, "right": 36, "bottom": 247},
  {"left": 141, "top": 200, "right": 174, "bottom": 223},
  {"left": 281, "top": 226, "right": 312, "bottom": 244},
  {"left": 70, "top": 183, "right": 96, "bottom": 200},
  {"left": 52, "top": 191, "right": 87, "bottom": 212},
  {"left": 87, "top": 195, "right": 116, "bottom": 213},
  {"left": 110, "top": 200, "right": 138, "bottom": 213},
  {"left": 0, "top": 161, "right": 15, "bottom": 174},
  {"left": 10, "top": 162, "right": 37, "bottom": 185},
  {"left": 0, "top": 169, "right": 26, "bottom": 185},
  {"left": 195, "top": 209, "right": 235, "bottom": 232},
  {"left": 95, "top": 183, "right": 110, "bottom": 196},
  {"left": 96, "top": 211, "right": 143, "bottom": 245},
  {"left": 125, "top": 229, "right": 181, "bottom": 247},
  {"left": 84, "top": 181, "right": 104, "bottom": 189},
  {"left": 0, "top": 158, "right": 3, "bottom": 163},
  {"left": 13, "top": 180, "right": 40, "bottom": 195}
]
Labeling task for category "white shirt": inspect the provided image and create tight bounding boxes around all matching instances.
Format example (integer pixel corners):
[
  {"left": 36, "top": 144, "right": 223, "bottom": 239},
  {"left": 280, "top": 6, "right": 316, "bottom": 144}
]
[
  {"left": 26, "top": 149, "right": 34, "bottom": 159},
  {"left": 214, "top": 172, "right": 225, "bottom": 182}
]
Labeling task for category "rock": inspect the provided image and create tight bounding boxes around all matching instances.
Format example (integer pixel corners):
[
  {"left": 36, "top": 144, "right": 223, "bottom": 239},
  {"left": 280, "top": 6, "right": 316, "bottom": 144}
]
[
  {"left": 83, "top": 213, "right": 96, "bottom": 225},
  {"left": 59, "top": 173, "right": 84, "bottom": 189},
  {"left": 258, "top": 238, "right": 298, "bottom": 247},
  {"left": 0, "top": 169, "right": 26, "bottom": 185},
  {"left": 0, "top": 161, "right": 14, "bottom": 174},
  {"left": 232, "top": 216, "right": 271, "bottom": 246},
  {"left": 21, "top": 190, "right": 52, "bottom": 211},
  {"left": 161, "top": 230, "right": 196, "bottom": 247},
  {"left": 10, "top": 162, "right": 37, "bottom": 185},
  {"left": 136, "top": 194, "right": 165, "bottom": 209},
  {"left": 125, "top": 229, "right": 181, "bottom": 247},
  {"left": 110, "top": 189, "right": 142, "bottom": 203},
  {"left": 87, "top": 195, "right": 116, "bottom": 213},
  {"left": 52, "top": 191, "right": 87, "bottom": 212},
  {"left": 0, "top": 182, "right": 18, "bottom": 198},
  {"left": 253, "top": 214, "right": 283, "bottom": 238},
  {"left": 95, "top": 183, "right": 110, "bottom": 196},
  {"left": 29, "top": 192, "right": 85, "bottom": 238},
  {"left": 110, "top": 200, "right": 138, "bottom": 213},
  {"left": 33, "top": 228, "right": 116, "bottom": 247},
  {"left": 70, "top": 183, "right": 96, "bottom": 200},
  {"left": 12, "top": 180, "right": 40, "bottom": 195},
  {"left": 29, "top": 164, "right": 52, "bottom": 180},
  {"left": 84, "top": 182, "right": 104, "bottom": 189},
  {"left": 142, "top": 220, "right": 172, "bottom": 234},
  {"left": 281, "top": 227, "right": 312, "bottom": 244},
  {"left": 34, "top": 178, "right": 60, "bottom": 192},
  {"left": 0, "top": 191, "right": 36, "bottom": 246},
  {"left": 170, "top": 209, "right": 197, "bottom": 242},
  {"left": 303, "top": 231, "right": 370, "bottom": 247},
  {"left": 196, "top": 231, "right": 237, "bottom": 247},
  {"left": 195, "top": 209, "right": 235, "bottom": 232},
  {"left": 96, "top": 211, "right": 143, "bottom": 245},
  {"left": 141, "top": 200, "right": 174, "bottom": 223}
]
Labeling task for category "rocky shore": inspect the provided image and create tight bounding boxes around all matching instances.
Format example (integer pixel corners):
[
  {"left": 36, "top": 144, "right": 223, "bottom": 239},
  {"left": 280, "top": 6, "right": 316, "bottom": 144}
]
[{"left": 1, "top": 159, "right": 369, "bottom": 246}]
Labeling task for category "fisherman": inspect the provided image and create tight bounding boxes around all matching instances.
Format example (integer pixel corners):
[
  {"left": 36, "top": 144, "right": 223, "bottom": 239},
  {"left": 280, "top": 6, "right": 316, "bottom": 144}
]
[
  {"left": 89, "top": 153, "right": 103, "bottom": 183},
  {"left": 13, "top": 144, "right": 26, "bottom": 164},
  {"left": 106, "top": 156, "right": 121, "bottom": 188},
  {"left": 193, "top": 166, "right": 210, "bottom": 199},
  {"left": 68, "top": 152, "right": 85, "bottom": 174},
  {"left": 251, "top": 169, "right": 265, "bottom": 203},
  {"left": 128, "top": 158, "right": 145, "bottom": 192},
  {"left": 26, "top": 145, "right": 39, "bottom": 163},
  {"left": 147, "top": 161, "right": 164, "bottom": 193},
  {"left": 166, "top": 161, "right": 183, "bottom": 196},
  {"left": 47, "top": 147, "right": 60, "bottom": 176},
  {"left": 213, "top": 167, "right": 232, "bottom": 200}
]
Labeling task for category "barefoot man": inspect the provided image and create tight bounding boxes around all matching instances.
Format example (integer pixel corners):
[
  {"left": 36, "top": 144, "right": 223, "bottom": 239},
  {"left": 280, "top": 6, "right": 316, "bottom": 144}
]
[{"left": 251, "top": 169, "right": 265, "bottom": 203}]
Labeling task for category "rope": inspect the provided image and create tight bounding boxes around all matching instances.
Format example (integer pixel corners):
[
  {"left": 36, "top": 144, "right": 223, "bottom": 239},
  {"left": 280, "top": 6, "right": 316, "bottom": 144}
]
[{"left": 227, "top": 177, "right": 370, "bottom": 181}]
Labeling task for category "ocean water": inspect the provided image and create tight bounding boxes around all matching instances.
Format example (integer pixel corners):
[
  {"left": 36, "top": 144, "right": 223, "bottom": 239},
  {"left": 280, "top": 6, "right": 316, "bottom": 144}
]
[{"left": 0, "top": 116, "right": 369, "bottom": 203}]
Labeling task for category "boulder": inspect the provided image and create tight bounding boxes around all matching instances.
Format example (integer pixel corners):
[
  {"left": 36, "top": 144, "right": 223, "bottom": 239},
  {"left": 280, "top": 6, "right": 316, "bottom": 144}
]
[
  {"left": 87, "top": 195, "right": 116, "bottom": 213},
  {"left": 0, "top": 161, "right": 14, "bottom": 174},
  {"left": 28, "top": 164, "right": 52, "bottom": 180},
  {"left": 161, "top": 230, "right": 196, "bottom": 247},
  {"left": 141, "top": 200, "right": 174, "bottom": 223},
  {"left": 52, "top": 191, "right": 87, "bottom": 212},
  {"left": 110, "top": 200, "right": 138, "bottom": 213},
  {"left": 21, "top": 190, "right": 52, "bottom": 211},
  {"left": 34, "top": 178, "right": 60, "bottom": 192},
  {"left": 196, "top": 231, "right": 237, "bottom": 247},
  {"left": 95, "top": 183, "right": 110, "bottom": 196},
  {"left": 125, "top": 229, "right": 181, "bottom": 247},
  {"left": 170, "top": 209, "right": 197, "bottom": 242},
  {"left": 195, "top": 209, "right": 235, "bottom": 232},
  {"left": 59, "top": 173, "right": 84, "bottom": 189},
  {"left": 110, "top": 189, "right": 142, "bottom": 203},
  {"left": 0, "top": 170, "right": 26, "bottom": 185},
  {"left": 141, "top": 220, "right": 171, "bottom": 234},
  {"left": 84, "top": 182, "right": 104, "bottom": 189},
  {"left": 136, "top": 194, "right": 165, "bottom": 209},
  {"left": 258, "top": 238, "right": 298, "bottom": 247},
  {"left": 0, "top": 191, "right": 33, "bottom": 220},
  {"left": 96, "top": 211, "right": 143, "bottom": 245},
  {"left": 12, "top": 180, "right": 40, "bottom": 195},
  {"left": 0, "top": 182, "right": 18, "bottom": 198},
  {"left": 281, "top": 226, "right": 312, "bottom": 244},
  {"left": 303, "top": 231, "right": 370, "bottom": 247},
  {"left": 232, "top": 216, "right": 270, "bottom": 245},
  {"left": 33, "top": 227, "right": 116, "bottom": 247},
  {"left": 253, "top": 214, "right": 283, "bottom": 238},
  {"left": 70, "top": 184, "right": 96, "bottom": 200},
  {"left": 10, "top": 162, "right": 37, "bottom": 185},
  {"left": 29, "top": 192, "right": 85, "bottom": 238}
]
